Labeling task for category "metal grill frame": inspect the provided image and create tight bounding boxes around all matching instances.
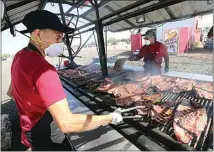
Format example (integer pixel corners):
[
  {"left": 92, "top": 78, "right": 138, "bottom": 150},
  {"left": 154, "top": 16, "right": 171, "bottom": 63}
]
[{"left": 59, "top": 69, "right": 213, "bottom": 151}]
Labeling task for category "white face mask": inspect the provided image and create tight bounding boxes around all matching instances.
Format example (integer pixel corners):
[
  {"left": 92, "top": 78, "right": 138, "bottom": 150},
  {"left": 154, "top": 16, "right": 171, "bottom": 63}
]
[
  {"left": 45, "top": 42, "right": 64, "bottom": 57},
  {"left": 145, "top": 40, "right": 151, "bottom": 45}
]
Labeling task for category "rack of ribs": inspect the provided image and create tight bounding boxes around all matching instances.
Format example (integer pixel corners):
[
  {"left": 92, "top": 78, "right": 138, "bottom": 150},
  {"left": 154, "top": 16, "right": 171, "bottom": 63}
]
[
  {"left": 150, "top": 101, "right": 176, "bottom": 125},
  {"left": 171, "top": 78, "right": 196, "bottom": 93},
  {"left": 193, "top": 82, "right": 213, "bottom": 100},
  {"left": 96, "top": 78, "right": 116, "bottom": 92},
  {"left": 107, "top": 83, "right": 144, "bottom": 98},
  {"left": 173, "top": 104, "right": 207, "bottom": 144}
]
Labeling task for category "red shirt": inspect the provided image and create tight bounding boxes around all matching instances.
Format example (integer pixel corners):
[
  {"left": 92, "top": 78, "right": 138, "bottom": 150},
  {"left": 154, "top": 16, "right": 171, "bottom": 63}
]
[
  {"left": 137, "top": 41, "right": 168, "bottom": 65},
  {"left": 11, "top": 48, "right": 66, "bottom": 147}
]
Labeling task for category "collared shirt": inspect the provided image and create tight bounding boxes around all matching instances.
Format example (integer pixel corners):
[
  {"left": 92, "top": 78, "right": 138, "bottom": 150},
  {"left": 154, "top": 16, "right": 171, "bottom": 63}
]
[
  {"left": 11, "top": 48, "right": 66, "bottom": 147},
  {"left": 137, "top": 41, "right": 168, "bottom": 65}
]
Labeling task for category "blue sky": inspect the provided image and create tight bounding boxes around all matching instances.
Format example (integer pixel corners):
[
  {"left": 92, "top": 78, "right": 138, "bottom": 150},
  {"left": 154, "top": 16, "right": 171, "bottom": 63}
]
[{"left": 1, "top": 2, "right": 213, "bottom": 54}]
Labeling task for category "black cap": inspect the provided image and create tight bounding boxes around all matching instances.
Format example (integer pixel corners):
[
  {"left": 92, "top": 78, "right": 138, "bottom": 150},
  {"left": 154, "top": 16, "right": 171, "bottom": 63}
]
[
  {"left": 142, "top": 29, "right": 156, "bottom": 40},
  {"left": 21, "top": 10, "right": 74, "bottom": 34}
]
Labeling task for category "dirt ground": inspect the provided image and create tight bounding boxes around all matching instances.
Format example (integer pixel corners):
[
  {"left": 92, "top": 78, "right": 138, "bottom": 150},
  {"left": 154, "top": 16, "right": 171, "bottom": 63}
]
[{"left": 1, "top": 45, "right": 213, "bottom": 102}]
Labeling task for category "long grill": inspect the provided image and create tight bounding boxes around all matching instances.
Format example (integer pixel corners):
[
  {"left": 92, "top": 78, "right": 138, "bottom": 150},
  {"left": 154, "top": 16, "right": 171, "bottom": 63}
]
[{"left": 59, "top": 68, "right": 213, "bottom": 151}]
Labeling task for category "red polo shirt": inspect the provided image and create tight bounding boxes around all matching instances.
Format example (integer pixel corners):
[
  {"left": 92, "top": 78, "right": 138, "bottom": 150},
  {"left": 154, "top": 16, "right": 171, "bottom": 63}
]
[
  {"left": 137, "top": 41, "right": 168, "bottom": 65},
  {"left": 11, "top": 48, "right": 66, "bottom": 147}
]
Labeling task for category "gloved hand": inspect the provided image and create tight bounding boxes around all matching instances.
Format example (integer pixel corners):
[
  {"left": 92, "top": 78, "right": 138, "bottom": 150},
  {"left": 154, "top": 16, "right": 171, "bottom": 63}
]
[
  {"left": 164, "top": 68, "right": 169, "bottom": 73},
  {"left": 109, "top": 108, "right": 123, "bottom": 125}
]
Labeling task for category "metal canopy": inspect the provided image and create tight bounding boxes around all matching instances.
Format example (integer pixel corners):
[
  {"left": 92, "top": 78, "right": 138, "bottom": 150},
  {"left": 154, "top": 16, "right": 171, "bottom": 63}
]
[
  {"left": 1, "top": 0, "right": 213, "bottom": 32},
  {"left": 1, "top": 0, "right": 46, "bottom": 31},
  {"left": 79, "top": 0, "right": 213, "bottom": 32}
]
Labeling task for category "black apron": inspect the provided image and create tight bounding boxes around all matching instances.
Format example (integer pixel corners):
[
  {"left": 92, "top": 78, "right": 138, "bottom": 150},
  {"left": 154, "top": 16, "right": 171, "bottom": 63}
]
[{"left": 25, "top": 43, "right": 75, "bottom": 151}]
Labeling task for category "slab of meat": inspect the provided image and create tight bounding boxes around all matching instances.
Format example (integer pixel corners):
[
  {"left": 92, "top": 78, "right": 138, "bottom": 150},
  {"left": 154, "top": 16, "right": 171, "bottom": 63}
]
[
  {"left": 58, "top": 69, "right": 83, "bottom": 78},
  {"left": 142, "top": 93, "right": 162, "bottom": 104},
  {"left": 107, "top": 83, "right": 145, "bottom": 98},
  {"left": 148, "top": 76, "right": 175, "bottom": 92},
  {"left": 193, "top": 82, "right": 213, "bottom": 100},
  {"left": 76, "top": 64, "right": 102, "bottom": 73},
  {"left": 173, "top": 104, "right": 207, "bottom": 144},
  {"left": 151, "top": 101, "right": 177, "bottom": 125},
  {"left": 135, "top": 100, "right": 154, "bottom": 116},
  {"left": 96, "top": 78, "right": 116, "bottom": 92},
  {"left": 172, "top": 78, "right": 195, "bottom": 93},
  {"left": 115, "top": 94, "right": 143, "bottom": 106},
  {"left": 84, "top": 79, "right": 103, "bottom": 90},
  {"left": 149, "top": 76, "right": 196, "bottom": 93},
  {"left": 134, "top": 94, "right": 162, "bottom": 116},
  {"left": 155, "top": 80, "right": 175, "bottom": 92}
]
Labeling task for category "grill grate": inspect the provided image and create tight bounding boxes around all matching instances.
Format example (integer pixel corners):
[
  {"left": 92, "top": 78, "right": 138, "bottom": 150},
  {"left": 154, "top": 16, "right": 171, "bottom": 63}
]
[
  {"left": 59, "top": 72, "right": 213, "bottom": 151},
  {"left": 138, "top": 90, "right": 213, "bottom": 150}
]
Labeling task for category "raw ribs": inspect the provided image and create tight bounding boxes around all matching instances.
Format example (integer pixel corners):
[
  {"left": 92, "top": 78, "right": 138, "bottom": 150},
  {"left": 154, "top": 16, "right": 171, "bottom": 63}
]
[
  {"left": 173, "top": 102, "right": 208, "bottom": 144},
  {"left": 193, "top": 82, "right": 213, "bottom": 100}
]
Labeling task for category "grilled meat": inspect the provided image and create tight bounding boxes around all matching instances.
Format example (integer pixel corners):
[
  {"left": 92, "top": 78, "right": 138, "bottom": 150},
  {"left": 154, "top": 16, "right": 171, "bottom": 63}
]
[
  {"left": 77, "top": 64, "right": 101, "bottom": 73},
  {"left": 96, "top": 78, "right": 115, "bottom": 92},
  {"left": 148, "top": 76, "right": 196, "bottom": 93},
  {"left": 107, "top": 83, "right": 144, "bottom": 98},
  {"left": 83, "top": 79, "right": 103, "bottom": 90},
  {"left": 151, "top": 101, "right": 177, "bottom": 125},
  {"left": 115, "top": 94, "right": 143, "bottom": 106},
  {"left": 143, "top": 76, "right": 174, "bottom": 92},
  {"left": 142, "top": 93, "right": 162, "bottom": 104},
  {"left": 193, "top": 82, "right": 213, "bottom": 100},
  {"left": 173, "top": 104, "right": 207, "bottom": 144},
  {"left": 150, "top": 75, "right": 164, "bottom": 86},
  {"left": 172, "top": 78, "right": 195, "bottom": 93},
  {"left": 58, "top": 69, "right": 84, "bottom": 79}
]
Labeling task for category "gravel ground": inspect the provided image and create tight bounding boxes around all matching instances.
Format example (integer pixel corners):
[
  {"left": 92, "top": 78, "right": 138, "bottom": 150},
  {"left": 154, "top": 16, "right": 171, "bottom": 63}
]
[{"left": 1, "top": 45, "right": 213, "bottom": 150}]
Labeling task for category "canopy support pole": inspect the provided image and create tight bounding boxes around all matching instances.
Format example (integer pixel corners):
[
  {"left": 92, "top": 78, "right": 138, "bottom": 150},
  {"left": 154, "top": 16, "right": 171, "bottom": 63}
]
[{"left": 90, "top": 0, "right": 108, "bottom": 77}]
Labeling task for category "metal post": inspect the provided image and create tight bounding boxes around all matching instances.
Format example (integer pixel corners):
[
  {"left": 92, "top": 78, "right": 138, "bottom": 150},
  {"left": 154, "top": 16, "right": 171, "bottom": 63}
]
[
  {"left": 92, "top": 0, "right": 108, "bottom": 77},
  {"left": 58, "top": 1, "right": 77, "bottom": 68},
  {"left": 105, "top": 27, "right": 108, "bottom": 58}
]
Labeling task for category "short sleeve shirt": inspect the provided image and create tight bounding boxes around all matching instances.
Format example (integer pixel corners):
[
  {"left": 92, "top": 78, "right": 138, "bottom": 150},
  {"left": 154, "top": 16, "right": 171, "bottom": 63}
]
[
  {"left": 137, "top": 41, "right": 168, "bottom": 64},
  {"left": 11, "top": 48, "right": 66, "bottom": 147}
]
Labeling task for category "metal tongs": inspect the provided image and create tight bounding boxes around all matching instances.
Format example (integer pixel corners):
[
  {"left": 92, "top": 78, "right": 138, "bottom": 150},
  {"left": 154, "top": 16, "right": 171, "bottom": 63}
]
[{"left": 116, "top": 106, "right": 147, "bottom": 119}]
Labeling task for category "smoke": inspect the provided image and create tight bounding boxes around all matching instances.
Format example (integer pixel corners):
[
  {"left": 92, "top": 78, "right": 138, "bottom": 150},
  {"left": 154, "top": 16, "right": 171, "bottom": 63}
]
[{"left": 144, "top": 61, "right": 162, "bottom": 76}]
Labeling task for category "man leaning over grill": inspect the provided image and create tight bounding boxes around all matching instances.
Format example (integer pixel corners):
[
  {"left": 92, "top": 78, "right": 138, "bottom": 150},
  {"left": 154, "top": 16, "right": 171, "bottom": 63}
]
[
  {"left": 6, "top": 10, "right": 123, "bottom": 151},
  {"left": 129, "top": 30, "right": 169, "bottom": 75}
]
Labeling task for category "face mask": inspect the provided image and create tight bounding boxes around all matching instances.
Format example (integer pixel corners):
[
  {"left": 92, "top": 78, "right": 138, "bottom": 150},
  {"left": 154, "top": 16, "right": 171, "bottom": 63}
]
[
  {"left": 45, "top": 42, "right": 64, "bottom": 57},
  {"left": 145, "top": 40, "right": 151, "bottom": 45},
  {"left": 31, "top": 37, "right": 64, "bottom": 57}
]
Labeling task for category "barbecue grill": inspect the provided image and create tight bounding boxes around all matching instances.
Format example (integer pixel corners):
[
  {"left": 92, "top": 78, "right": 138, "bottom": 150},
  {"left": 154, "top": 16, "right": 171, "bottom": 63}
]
[{"left": 59, "top": 67, "right": 213, "bottom": 151}]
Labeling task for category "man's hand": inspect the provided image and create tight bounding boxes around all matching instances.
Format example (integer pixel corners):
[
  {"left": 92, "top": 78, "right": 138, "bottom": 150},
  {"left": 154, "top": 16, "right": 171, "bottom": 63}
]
[{"left": 108, "top": 108, "right": 123, "bottom": 125}]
